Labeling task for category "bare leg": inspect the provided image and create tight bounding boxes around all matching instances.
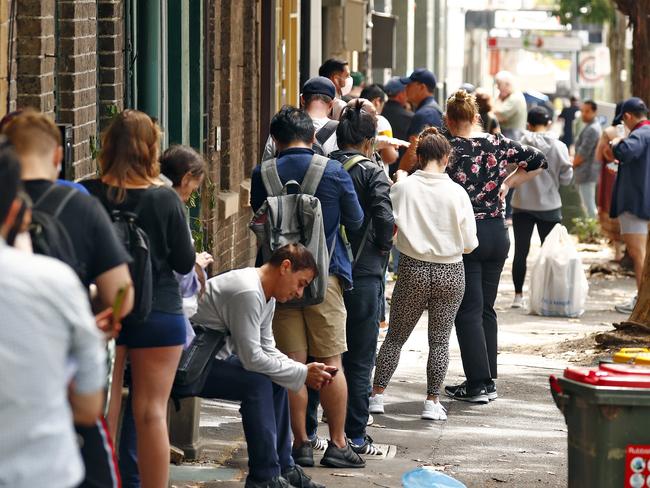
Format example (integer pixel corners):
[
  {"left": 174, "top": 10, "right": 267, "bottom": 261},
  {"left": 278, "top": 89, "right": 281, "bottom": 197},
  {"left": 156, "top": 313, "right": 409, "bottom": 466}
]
[
  {"left": 129, "top": 345, "right": 183, "bottom": 488},
  {"left": 316, "top": 354, "right": 347, "bottom": 448},
  {"left": 106, "top": 344, "right": 127, "bottom": 441},
  {"left": 286, "top": 350, "right": 309, "bottom": 448},
  {"left": 623, "top": 233, "right": 647, "bottom": 290}
]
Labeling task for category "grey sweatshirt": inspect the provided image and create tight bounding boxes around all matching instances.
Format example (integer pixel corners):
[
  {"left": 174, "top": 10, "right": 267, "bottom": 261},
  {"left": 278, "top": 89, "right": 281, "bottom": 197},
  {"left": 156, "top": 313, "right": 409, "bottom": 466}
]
[
  {"left": 512, "top": 131, "right": 573, "bottom": 212},
  {"left": 191, "top": 267, "right": 308, "bottom": 392}
]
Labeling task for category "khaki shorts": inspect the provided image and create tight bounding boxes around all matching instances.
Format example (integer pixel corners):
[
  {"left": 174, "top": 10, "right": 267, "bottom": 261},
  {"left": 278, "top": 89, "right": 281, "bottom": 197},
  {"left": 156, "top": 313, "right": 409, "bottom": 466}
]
[{"left": 272, "top": 276, "right": 348, "bottom": 358}]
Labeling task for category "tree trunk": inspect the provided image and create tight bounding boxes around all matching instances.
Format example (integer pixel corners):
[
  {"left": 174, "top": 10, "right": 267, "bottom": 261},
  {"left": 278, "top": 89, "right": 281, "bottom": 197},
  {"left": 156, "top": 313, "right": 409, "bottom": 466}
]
[
  {"left": 614, "top": 0, "right": 650, "bottom": 99},
  {"left": 608, "top": 10, "right": 628, "bottom": 102},
  {"left": 613, "top": 1, "right": 650, "bottom": 327}
]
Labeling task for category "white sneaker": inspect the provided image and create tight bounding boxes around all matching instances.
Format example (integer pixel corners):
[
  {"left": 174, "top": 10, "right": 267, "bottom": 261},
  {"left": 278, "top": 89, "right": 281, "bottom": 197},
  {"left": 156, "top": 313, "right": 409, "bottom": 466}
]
[
  {"left": 511, "top": 294, "right": 524, "bottom": 309},
  {"left": 421, "top": 400, "right": 447, "bottom": 421},
  {"left": 366, "top": 414, "right": 374, "bottom": 426},
  {"left": 369, "top": 394, "right": 384, "bottom": 414},
  {"left": 615, "top": 295, "right": 637, "bottom": 314}
]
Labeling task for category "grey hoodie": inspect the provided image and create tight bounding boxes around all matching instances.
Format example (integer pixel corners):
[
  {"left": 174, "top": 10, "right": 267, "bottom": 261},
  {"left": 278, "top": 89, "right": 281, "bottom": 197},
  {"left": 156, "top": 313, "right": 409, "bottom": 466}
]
[{"left": 512, "top": 131, "right": 573, "bottom": 212}]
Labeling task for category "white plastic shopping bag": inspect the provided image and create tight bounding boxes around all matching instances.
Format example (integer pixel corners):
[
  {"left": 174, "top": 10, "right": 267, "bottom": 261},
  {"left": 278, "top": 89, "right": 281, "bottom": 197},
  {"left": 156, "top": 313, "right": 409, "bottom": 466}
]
[{"left": 528, "top": 224, "right": 588, "bottom": 318}]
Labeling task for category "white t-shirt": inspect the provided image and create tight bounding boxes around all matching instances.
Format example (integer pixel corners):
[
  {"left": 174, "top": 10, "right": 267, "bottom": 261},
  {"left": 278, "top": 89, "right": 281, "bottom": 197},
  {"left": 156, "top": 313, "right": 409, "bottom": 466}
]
[
  {"left": 262, "top": 116, "right": 339, "bottom": 161},
  {"left": 391, "top": 171, "right": 478, "bottom": 263},
  {"left": 0, "top": 241, "right": 106, "bottom": 488}
]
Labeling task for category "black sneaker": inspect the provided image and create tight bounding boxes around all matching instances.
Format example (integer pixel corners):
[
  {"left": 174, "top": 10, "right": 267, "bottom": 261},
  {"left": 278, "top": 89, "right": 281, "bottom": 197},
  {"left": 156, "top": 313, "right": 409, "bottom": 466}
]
[
  {"left": 245, "top": 475, "right": 291, "bottom": 488},
  {"left": 283, "top": 465, "right": 326, "bottom": 488},
  {"left": 444, "top": 381, "right": 465, "bottom": 397},
  {"left": 291, "top": 441, "right": 314, "bottom": 467},
  {"left": 349, "top": 435, "right": 383, "bottom": 457},
  {"left": 485, "top": 380, "right": 498, "bottom": 401},
  {"left": 320, "top": 440, "right": 366, "bottom": 468},
  {"left": 446, "top": 382, "right": 489, "bottom": 404}
]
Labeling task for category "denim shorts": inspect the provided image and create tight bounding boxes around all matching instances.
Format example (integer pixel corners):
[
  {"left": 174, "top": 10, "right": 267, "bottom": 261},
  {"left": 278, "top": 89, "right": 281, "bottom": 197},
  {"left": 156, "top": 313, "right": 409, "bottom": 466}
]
[
  {"left": 619, "top": 212, "right": 649, "bottom": 235},
  {"left": 116, "top": 311, "right": 187, "bottom": 348}
]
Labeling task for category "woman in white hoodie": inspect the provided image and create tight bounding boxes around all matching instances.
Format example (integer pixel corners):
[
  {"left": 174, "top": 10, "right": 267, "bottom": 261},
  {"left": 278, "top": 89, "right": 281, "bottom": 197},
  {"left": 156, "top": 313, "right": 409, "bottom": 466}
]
[
  {"left": 511, "top": 106, "right": 573, "bottom": 308},
  {"left": 369, "top": 127, "right": 478, "bottom": 421}
]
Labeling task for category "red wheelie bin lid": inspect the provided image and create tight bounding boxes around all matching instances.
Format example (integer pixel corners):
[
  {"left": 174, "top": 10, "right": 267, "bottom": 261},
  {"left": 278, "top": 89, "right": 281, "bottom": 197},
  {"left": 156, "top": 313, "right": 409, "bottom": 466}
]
[{"left": 564, "top": 366, "right": 650, "bottom": 388}]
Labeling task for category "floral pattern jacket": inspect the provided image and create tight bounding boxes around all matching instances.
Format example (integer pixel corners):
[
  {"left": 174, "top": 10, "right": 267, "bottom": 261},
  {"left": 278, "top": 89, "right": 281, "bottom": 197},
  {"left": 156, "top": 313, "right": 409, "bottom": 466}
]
[{"left": 446, "top": 133, "right": 548, "bottom": 220}]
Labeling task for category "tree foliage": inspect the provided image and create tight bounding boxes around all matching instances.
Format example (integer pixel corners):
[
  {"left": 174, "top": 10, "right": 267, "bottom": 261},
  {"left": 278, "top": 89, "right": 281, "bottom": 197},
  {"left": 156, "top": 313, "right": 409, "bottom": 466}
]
[{"left": 555, "top": 0, "right": 616, "bottom": 25}]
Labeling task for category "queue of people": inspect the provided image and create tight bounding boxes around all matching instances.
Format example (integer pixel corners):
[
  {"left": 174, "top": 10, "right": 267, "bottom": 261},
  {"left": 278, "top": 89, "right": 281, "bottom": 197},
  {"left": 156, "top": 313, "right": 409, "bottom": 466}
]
[{"left": 1, "top": 57, "right": 648, "bottom": 488}]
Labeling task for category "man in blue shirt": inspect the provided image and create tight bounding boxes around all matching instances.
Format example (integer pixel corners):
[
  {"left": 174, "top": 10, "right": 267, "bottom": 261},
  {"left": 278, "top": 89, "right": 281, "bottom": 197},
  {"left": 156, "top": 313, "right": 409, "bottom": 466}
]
[
  {"left": 397, "top": 68, "right": 443, "bottom": 172},
  {"left": 251, "top": 106, "right": 365, "bottom": 469},
  {"left": 611, "top": 97, "right": 650, "bottom": 313}
]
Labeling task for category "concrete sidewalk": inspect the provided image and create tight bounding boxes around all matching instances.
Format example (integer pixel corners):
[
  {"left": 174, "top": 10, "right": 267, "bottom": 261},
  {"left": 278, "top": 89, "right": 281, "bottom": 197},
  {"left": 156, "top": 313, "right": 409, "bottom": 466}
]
[{"left": 171, "top": 232, "right": 632, "bottom": 487}]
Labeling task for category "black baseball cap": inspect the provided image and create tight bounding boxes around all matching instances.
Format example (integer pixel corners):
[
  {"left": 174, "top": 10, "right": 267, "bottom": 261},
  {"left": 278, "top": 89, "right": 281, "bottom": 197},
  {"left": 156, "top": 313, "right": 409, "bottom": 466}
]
[
  {"left": 527, "top": 105, "right": 551, "bottom": 126},
  {"left": 620, "top": 97, "right": 649, "bottom": 116},
  {"left": 400, "top": 68, "right": 437, "bottom": 91},
  {"left": 302, "top": 76, "right": 336, "bottom": 99}
]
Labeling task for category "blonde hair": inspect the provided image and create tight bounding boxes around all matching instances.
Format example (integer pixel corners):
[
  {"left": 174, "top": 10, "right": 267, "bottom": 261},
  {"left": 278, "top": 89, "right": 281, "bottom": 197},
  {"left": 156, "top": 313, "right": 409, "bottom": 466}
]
[
  {"left": 3, "top": 109, "right": 61, "bottom": 157},
  {"left": 445, "top": 89, "right": 479, "bottom": 125}
]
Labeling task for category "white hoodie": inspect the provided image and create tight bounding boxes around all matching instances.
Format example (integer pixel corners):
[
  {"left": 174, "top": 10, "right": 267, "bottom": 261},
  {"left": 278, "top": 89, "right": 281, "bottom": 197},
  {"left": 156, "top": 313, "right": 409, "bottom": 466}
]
[{"left": 512, "top": 131, "right": 573, "bottom": 212}]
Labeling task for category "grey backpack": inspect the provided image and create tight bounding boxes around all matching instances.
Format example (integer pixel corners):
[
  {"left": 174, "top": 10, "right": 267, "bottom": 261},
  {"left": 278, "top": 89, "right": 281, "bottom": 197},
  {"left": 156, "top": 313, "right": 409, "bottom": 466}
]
[{"left": 250, "top": 154, "right": 334, "bottom": 306}]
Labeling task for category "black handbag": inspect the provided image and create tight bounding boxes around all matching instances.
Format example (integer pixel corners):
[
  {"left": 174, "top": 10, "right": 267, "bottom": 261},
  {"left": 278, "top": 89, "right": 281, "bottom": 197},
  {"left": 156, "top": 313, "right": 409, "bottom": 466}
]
[{"left": 171, "top": 325, "right": 227, "bottom": 408}]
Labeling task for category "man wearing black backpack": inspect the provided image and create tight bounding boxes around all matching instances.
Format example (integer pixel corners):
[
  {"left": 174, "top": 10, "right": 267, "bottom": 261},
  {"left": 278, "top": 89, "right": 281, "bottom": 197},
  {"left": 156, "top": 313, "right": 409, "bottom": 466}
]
[
  {"left": 262, "top": 77, "right": 339, "bottom": 161},
  {"left": 3, "top": 109, "right": 133, "bottom": 488},
  {"left": 251, "top": 107, "right": 365, "bottom": 469}
]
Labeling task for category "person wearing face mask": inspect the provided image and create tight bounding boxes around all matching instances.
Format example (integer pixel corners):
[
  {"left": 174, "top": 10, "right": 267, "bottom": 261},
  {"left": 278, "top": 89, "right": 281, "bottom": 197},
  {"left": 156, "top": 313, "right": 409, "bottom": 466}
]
[
  {"left": 328, "top": 101, "right": 394, "bottom": 456},
  {"left": 396, "top": 68, "right": 443, "bottom": 173},
  {"left": 319, "top": 58, "right": 353, "bottom": 120}
]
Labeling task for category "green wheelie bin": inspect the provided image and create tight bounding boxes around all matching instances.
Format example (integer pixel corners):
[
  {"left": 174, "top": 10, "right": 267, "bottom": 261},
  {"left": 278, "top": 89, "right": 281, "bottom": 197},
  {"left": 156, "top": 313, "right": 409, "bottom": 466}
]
[{"left": 550, "top": 364, "right": 650, "bottom": 488}]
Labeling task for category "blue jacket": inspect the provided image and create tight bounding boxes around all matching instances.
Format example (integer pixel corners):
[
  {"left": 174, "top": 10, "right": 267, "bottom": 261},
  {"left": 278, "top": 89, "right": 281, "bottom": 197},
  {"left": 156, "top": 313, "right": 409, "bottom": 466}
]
[
  {"left": 407, "top": 96, "right": 443, "bottom": 138},
  {"left": 251, "top": 147, "right": 365, "bottom": 288},
  {"left": 612, "top": 124, "right": 650, "bottom": 220}
]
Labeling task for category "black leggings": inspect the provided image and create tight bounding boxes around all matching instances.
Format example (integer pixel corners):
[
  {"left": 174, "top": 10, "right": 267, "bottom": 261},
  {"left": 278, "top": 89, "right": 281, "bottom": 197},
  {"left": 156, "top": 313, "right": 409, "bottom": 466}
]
[{"left": 512, "top": 212, "right": 559, "bottom": 294}]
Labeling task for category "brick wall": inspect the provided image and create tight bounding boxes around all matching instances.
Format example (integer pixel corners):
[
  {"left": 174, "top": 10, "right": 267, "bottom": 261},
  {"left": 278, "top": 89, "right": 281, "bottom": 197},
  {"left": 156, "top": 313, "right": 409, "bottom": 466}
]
[
  {"left": 0, "top": 0, "right": 11, "bottom": 117},
  {"left": 206, "top": 0, "right": 259, "bottom": 273},
  {"left": 57, "top": 0, "right": 98, "bottom": 180},
  {"left": 97, "top": 0, "right": 123, "bottom": 131},
  {"left": 15, "top": 0, "right": 56, "bottom": 115}
]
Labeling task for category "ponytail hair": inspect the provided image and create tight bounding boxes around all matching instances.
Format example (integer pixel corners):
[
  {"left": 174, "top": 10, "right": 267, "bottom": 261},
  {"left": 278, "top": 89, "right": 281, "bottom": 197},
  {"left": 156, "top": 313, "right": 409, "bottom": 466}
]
[
  {"left": 336, "top": 100, "right": 377, "bottom": 148},
  {"left": 415, "top": 126, "right": 452, "bottom": 171}
]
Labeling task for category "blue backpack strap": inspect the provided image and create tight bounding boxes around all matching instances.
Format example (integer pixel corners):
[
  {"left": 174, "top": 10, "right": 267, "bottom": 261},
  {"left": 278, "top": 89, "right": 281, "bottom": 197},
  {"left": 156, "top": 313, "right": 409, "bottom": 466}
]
[{"left": 260, "top": 158, "right": 284, "bottom": 197}]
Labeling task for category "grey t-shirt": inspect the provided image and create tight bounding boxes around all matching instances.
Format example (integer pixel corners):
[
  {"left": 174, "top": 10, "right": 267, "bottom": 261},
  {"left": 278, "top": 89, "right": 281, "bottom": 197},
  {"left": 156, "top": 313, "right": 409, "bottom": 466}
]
[
  {"left": 191, "top": 267, "right": 308, "bottom": 392},
  {"left": 574, "top": 120, "right": 602, "bottom": 184}
]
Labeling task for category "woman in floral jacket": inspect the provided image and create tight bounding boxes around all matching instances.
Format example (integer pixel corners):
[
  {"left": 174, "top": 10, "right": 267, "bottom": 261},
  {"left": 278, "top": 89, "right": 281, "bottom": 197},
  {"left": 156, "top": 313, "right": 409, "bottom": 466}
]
[{"left": 441, "top": 90, "right": 548, "bottom": 404}]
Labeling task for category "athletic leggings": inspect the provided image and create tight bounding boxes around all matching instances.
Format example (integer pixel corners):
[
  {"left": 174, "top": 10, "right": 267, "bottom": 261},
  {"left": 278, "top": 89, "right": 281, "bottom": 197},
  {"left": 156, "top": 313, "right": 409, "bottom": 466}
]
[
  {"left": 373, "top": 254, "right": 465, "bottom": 396},
  {"left": 512, "top": 212, "right": 559, "bottom": 294}
]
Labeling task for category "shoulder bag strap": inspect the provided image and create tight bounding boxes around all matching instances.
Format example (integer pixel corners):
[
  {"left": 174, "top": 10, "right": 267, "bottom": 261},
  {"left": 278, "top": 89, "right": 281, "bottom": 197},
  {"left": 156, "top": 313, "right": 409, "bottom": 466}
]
[
  {"left": 260, "top": 158, "right": 284, "bottom": 197},
  {"left": 35, "top": 185, "right": 76, "bottom": 218},
  {"left": 302, "top": 154, "right": 328, "bottom": 196},
  {"left": 316, "top": 120, "right": 339, "bottom": 146}
]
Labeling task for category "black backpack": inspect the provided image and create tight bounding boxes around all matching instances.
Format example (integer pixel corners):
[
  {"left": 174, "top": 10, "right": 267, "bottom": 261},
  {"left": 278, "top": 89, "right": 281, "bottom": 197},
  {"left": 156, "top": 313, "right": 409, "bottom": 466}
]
[
  {"left": 85, "top": 181, "right": 154, "bottom": 324},
  {"left": 313, "top": 120, "right": 338, "bottom": 156},
  {"left": 30, "top": 185, "right": 83, "bottom": 279},
  {"left": 110, "top": 208, "right": 154, "bottom": 323}
]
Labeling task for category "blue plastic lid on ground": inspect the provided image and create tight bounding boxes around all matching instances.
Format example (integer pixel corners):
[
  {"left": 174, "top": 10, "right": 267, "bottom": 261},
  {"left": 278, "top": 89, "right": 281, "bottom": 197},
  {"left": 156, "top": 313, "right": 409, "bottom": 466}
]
[{"left": 402, "top": 467, "right": 467, "bottom": 488}]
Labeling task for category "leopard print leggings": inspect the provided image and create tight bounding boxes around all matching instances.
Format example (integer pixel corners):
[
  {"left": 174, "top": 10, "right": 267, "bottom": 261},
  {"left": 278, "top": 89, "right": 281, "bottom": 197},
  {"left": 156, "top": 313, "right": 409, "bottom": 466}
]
[{"left": 373, "top": 254, "right": 465, "bottom": 396}]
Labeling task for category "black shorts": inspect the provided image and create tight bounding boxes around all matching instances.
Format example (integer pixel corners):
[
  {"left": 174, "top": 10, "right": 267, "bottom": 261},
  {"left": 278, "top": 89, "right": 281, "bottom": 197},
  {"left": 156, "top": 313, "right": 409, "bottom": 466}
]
[{"left": 75, "top": 418, "right": 120, "bottom": 488}]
